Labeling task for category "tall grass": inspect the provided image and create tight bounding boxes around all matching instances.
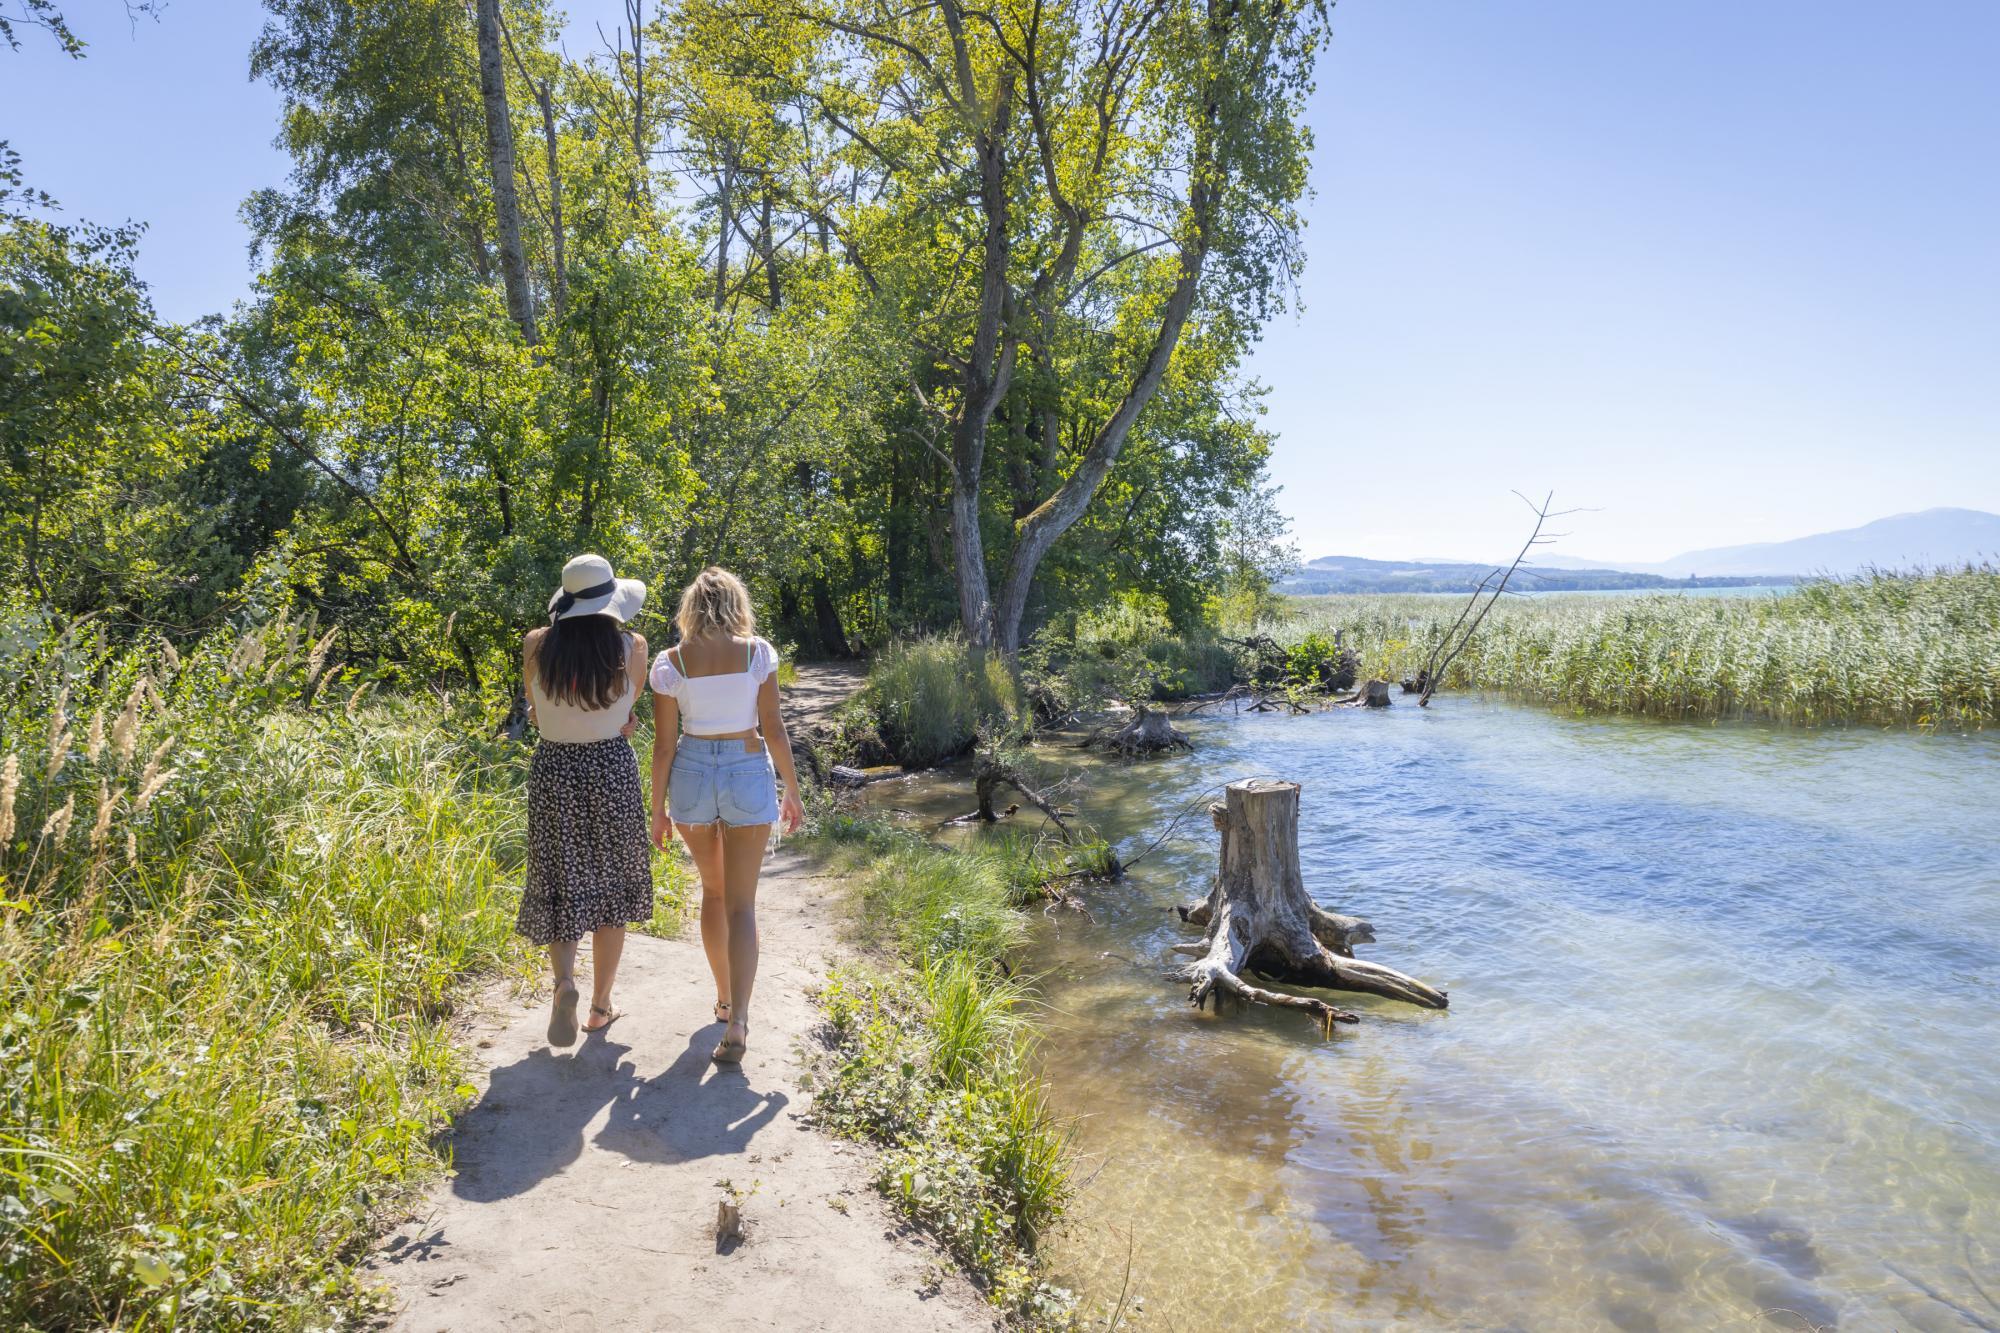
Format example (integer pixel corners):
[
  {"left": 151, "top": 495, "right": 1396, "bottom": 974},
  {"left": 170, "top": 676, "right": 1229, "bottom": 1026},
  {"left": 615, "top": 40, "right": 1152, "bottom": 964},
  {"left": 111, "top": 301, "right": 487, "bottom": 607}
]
[
  {"left": 862, "top": 635, "right": 1024, "bottom": 766},
  {"left": 1263, "top": 566, "right": 2000, "bottom": 727},
  {"left": 0, "top": 610, "right": 534, "bottom": 1329},
  {"left": 800, "top": 813, "right": 1078, "bottom": 1328}
]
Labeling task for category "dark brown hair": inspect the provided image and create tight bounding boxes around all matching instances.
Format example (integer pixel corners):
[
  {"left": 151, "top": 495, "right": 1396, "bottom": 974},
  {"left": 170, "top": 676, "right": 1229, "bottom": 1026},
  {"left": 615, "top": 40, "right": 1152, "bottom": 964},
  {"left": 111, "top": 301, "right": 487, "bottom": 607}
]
[{"left": 534, "top": 614, "right": 628, "bottom": 710}]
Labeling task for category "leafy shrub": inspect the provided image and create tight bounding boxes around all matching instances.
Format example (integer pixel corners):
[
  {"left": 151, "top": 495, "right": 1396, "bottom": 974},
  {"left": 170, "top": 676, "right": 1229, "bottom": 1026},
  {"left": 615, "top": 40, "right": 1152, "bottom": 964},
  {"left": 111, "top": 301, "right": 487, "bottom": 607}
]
[{"left": 1022, "top": 598, "right": 1239, "bottom": 717}]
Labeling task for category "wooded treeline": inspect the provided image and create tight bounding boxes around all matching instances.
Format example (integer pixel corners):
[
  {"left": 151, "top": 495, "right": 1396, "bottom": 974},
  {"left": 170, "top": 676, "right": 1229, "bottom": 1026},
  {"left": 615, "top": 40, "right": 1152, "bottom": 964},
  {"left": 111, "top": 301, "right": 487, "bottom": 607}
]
[{"left": 3, "top": 0, "right": 1316, "bottom": 706}]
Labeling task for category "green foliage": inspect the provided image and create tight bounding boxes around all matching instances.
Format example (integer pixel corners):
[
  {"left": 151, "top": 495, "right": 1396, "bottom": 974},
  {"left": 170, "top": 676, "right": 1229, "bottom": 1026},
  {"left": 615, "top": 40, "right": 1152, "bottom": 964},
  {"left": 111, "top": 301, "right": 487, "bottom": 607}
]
[
  {"left": 0, "top": 609, "right": 532, "bottom": 1328},
  {"left": 1023, "top": 597, "right": 1238, "bottom": 718},
  {"left": 789, "top": 808, "right": 1080, "bottom": 1324},
  {"left": 862, "top": 636, "right": 1025, "bottom": 767},
  {"left": 1266, "top": 567, "right": 2000, "bottom": 727}
]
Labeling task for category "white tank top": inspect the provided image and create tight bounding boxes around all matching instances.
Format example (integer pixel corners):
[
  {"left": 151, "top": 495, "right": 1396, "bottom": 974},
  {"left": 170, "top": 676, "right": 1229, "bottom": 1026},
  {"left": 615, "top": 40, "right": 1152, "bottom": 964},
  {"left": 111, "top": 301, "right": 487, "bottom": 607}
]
[
  {"left": 529, "top": 636, "right": 638, "bottom": 742},
  {"left": 650, "top": 637, "right": 777, "bottom": 735}
]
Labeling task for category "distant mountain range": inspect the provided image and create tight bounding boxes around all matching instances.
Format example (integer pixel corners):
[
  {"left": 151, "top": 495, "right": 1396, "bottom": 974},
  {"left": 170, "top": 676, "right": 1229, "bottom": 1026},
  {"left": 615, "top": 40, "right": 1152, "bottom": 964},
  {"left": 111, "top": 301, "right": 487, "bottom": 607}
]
[{"left": 1286, "top": 508, "right": 2000, "bottom": 594}]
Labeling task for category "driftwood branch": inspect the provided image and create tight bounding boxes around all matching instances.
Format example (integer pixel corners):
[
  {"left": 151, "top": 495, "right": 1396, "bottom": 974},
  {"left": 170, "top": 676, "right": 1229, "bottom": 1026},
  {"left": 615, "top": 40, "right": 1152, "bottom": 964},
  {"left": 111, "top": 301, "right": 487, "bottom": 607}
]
[{"left": 1420, "top": 490, "right": 1583, "bottom": 706}]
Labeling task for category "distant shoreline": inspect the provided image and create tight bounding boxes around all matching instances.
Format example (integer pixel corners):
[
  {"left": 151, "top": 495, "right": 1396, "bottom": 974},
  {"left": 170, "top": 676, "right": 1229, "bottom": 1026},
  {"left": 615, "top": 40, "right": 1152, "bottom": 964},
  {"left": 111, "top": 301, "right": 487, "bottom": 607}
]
[{"left": 1282, "top": 564, "right": 1797, "bottom": 596}]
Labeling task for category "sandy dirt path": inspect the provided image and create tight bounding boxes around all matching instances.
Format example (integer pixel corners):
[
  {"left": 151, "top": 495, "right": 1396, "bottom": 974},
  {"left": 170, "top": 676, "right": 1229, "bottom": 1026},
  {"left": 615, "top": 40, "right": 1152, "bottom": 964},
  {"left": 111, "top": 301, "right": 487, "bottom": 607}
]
[{"left": 374, "top": 848, "right": 992, "bottom": 1333}]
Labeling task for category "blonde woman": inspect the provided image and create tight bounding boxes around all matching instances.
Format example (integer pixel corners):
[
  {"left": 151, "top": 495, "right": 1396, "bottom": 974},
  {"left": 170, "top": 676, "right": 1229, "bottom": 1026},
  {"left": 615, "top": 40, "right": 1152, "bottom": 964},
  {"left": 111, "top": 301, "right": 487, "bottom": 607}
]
[
  {"left": 519, "top": 554, "right": 653, "bottom": 1045},
  {"left": 649, "top": 567, "right": 805, "bottom": 1064}
]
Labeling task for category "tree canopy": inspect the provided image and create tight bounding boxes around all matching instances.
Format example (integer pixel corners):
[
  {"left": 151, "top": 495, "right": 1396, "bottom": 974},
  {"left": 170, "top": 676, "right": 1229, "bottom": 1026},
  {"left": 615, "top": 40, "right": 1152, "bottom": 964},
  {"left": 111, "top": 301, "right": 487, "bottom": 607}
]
[{"left": 1, "top": 0, "right": 1313, "bottom": 707}]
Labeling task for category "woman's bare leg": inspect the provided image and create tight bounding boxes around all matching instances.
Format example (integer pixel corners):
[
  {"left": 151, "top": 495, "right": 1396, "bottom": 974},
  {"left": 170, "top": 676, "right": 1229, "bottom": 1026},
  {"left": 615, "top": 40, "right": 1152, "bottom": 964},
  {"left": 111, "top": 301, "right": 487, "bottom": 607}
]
[
  {"left": 547, "top": 939, "right": 579, "bottom": 1044},
  {"left": 678, "top": 821, "right": 731, "bottom": 1016},
  {"left": 718, "top": 822, "right": 771, "bottom": 1050},
  {"left": 583, "top": 925, "right": 626, "bottom": 1029}
]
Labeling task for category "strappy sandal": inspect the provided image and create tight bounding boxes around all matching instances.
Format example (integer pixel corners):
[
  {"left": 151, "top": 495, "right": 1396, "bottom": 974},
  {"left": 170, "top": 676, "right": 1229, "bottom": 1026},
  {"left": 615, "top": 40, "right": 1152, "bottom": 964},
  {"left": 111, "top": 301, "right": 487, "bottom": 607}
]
[
  {"left": 711, "top": 1022, "right": 748, "bottom": 1066},
  {"left": 713, "top": 999, "right": 731, "bottom": 1024},
  {"left": 583, "top": 1003, "right": 622, "bottom": 1034},
  {"left": 548, "top": 980, "right": 580, "bottom": 1047}
]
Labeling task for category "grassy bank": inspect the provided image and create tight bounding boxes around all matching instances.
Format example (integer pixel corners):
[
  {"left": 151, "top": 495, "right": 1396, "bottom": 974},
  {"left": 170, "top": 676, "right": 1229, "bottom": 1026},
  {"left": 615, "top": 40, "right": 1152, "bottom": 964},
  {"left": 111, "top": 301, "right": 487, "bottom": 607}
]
[
  {"left": 796, "top": 809, "right": 1082, "bottom": 1329},
  {"left": 0, "top": 614, "right": 542, "bottom": 1328},
  {"left": 827, "top": 609, "right": 1234, "bottom": 771},
  {"left": 0, "top": 612, "right": 685, "bottom": 1328},
  {"left": 1263, "top": 566, "right": 2000, "bottom": 727}
]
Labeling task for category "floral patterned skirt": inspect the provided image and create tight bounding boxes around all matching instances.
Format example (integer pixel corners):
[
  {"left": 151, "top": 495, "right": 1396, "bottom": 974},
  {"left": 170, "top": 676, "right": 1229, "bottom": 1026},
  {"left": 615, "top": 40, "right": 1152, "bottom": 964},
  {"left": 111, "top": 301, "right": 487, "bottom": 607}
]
[{"left": 516, "top": 738, "right": 654, "bottom": 946}]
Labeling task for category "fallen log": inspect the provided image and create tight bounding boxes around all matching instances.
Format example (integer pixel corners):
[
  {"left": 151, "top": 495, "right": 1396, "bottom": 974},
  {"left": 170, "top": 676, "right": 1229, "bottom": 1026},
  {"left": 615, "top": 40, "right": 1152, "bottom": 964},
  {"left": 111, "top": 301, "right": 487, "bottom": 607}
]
[
  {"left": 971, "top": 756, "right": 1077, "bottom": 841},
  {"left": 828, "top": 763, "right": 904, "bottom": 788},
  {"left": 1172, "top": 779, "right": 1447, "bottom": 1028}
]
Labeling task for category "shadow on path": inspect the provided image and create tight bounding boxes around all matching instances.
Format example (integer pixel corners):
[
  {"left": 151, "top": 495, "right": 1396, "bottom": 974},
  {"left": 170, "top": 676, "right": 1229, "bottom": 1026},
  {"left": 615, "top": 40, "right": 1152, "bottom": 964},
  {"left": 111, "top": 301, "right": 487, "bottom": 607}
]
[
  {"left": 445, "top": 1023, "right": 786, "bottom": 1205},
  {"left": 448, "top": 1033, "right": 638, "bottom": 1203},
  {"left": 596, "top": 1026, "right": 787, "bottom": 1166}
]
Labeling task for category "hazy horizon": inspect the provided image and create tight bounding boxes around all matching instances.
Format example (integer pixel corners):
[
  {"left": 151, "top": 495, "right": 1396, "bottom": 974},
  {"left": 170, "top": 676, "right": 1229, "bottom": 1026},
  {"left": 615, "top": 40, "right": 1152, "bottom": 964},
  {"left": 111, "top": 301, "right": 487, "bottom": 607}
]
[{"left": 3, "top": 1, "right": 1996, "bottom": 565}]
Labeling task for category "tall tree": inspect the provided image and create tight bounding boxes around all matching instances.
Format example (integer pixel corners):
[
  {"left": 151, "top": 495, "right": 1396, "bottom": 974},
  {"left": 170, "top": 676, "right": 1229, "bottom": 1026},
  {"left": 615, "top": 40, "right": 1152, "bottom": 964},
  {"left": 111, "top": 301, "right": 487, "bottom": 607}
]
[
  {"left": 474, "top": 0, "right": 539, "bottom": 344},
  {"left": 721, "top": 0, "right": 1325, "bottom": 650}
]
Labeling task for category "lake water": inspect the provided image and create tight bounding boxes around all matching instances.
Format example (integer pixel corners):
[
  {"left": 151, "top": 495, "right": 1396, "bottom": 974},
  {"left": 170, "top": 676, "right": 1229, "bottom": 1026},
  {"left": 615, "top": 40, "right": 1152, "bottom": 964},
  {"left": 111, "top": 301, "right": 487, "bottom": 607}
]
[{"left": 867, "top": 698, "right": 2000, "bottom": 1331}]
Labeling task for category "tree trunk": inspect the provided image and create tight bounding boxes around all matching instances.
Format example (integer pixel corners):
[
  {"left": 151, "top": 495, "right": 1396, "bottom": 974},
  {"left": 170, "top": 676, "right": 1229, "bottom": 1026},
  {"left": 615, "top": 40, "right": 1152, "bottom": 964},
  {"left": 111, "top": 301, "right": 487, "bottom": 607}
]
[
  {"left": 712, "top": 154, "right": 735, "bottom": 311},
  {"left": 474, "top": 0, "right": 538, "bottom": 345},
  {"left": 1345, "top": 679, "right": 1391, "bottom": 708},
  {"left": 810, "top": 578, "right": 848, "bottom": 658},
  {"left": 1173, "top": 780, "right": 1447, "bottom": 1028}
]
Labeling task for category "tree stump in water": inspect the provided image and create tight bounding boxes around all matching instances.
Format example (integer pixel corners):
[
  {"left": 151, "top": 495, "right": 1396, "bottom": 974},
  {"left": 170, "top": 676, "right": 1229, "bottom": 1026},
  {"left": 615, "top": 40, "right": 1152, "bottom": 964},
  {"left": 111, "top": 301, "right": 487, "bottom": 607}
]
[
  {"left": 1173, "top": 779, "right": 1447, "bottom": 1026},
  {"left": 1348, "top": 678, "right": 1392, "bottom": 708},
  {"left": 1089, "top": 703, "right": 1191, "bottom": 755}
]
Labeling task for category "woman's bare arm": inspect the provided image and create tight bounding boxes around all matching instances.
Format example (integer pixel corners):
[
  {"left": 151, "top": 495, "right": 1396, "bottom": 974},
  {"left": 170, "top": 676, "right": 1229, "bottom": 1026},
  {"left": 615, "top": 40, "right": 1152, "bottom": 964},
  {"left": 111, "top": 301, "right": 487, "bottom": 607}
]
[
  {"left": 756, "top": 674, "right": 804, "bottom": 832},
  {"left": 620, "top": 632, "right": 649, "bottom": 737},
  {"left": 521, "top": 628, "right": 543, "bottom": 728},
  {"left": 650, "top": 684, "right": 680, "bottom": 848}
]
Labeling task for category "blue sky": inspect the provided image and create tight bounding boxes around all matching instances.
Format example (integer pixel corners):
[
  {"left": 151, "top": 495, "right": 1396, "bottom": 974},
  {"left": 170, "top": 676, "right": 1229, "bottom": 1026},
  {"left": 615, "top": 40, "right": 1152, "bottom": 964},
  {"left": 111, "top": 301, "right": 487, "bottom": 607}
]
[{"left": 4, "top": 1, "right": 1996, "bottom": 564}]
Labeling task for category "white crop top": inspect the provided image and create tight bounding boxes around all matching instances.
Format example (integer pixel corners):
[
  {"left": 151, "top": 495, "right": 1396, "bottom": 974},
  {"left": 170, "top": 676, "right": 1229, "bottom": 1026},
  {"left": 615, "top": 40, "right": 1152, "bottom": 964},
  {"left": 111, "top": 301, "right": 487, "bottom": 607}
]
[
  {"left": 650, "top": 636, "right": 778, "bottom": 735},
  {"left": 529, "top": 636, "right": 638, "bottom": 742}
]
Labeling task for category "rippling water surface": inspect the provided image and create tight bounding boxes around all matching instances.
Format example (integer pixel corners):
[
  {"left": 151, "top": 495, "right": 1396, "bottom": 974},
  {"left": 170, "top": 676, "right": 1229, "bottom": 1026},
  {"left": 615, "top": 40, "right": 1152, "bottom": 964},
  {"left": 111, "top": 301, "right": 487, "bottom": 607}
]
[{"left": 868, "top": 697, "right": 2000, "bottom": 1331}]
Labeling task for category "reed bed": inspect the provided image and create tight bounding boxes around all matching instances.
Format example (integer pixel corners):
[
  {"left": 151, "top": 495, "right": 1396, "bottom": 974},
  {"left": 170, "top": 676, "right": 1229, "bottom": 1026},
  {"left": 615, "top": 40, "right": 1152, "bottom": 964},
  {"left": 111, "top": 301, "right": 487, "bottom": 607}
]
[
  {"left": 0, "top": 611, "right": 538, "bottom": 1329},
  {"left": 1262, "top": 566, "right": 2000, "bottom": 727}
]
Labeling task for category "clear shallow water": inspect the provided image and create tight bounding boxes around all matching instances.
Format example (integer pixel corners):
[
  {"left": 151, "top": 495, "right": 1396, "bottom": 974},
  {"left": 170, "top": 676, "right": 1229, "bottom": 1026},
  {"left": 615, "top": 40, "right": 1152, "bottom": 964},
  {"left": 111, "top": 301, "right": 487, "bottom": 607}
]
[{"left": 867, "top": 699, "right": 2000, "bottom": 1331}]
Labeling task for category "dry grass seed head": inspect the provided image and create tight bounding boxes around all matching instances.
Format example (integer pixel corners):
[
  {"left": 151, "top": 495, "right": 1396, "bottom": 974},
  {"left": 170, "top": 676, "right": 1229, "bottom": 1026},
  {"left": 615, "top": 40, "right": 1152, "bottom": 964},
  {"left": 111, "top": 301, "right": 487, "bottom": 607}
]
[{"left": 41, "top": 793, "right": 75, "bottom": 844}]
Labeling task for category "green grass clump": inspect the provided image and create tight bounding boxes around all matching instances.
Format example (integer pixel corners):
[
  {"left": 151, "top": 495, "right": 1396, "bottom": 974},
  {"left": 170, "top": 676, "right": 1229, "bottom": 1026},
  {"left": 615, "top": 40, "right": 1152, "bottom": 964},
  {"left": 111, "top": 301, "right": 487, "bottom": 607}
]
[
  {"left": 856, "top": 843, "right": 1028, "bottom": 965},
  {"left": 1265, "top": 565, "right": 2000, "bottom": 727},
  {"left": 814, "top": 962, "right": 1077, "bottom": 1329},
  {"left": 795, "top": 813, "right": 1079, "bottom": 1328},
  {"left": 863, "top": 635, "right": 1024, "bottom": 767},
  {"left": 1024, "top": 599, "right": 1238, "bottom": 718},
  {"left": 0, "top": 610, "right": 534, "bottom": 1329}
]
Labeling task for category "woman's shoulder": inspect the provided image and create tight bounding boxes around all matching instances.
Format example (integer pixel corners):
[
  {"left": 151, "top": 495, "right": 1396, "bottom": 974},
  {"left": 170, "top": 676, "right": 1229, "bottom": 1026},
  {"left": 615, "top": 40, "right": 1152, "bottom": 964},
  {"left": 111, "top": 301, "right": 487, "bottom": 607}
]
[{"left": 648, "top": 641, "right": 680, "bottom": 691}]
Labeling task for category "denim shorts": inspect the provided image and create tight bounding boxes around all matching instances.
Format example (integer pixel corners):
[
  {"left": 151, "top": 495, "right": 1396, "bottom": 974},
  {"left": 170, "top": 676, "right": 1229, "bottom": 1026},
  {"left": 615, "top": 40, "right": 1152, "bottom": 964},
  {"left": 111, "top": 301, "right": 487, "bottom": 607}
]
[{"left": 669, "top": 736, "right": 780, "bottom": 826}]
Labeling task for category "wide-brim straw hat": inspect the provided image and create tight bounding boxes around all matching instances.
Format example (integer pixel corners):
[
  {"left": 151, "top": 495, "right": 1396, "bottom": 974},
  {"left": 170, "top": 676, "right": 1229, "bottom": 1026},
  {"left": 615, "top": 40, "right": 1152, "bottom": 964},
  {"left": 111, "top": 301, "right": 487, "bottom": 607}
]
[{"left": 547, "top": 553, "right": 646, "bottom": 624}]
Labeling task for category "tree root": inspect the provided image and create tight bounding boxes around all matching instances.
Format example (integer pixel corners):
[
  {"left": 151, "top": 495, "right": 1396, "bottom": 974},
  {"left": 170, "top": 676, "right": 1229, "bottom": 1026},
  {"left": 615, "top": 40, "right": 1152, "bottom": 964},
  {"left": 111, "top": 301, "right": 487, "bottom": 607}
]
[{"left": 1170, "top": 780, "right": 1448, "bottom": 1032}]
